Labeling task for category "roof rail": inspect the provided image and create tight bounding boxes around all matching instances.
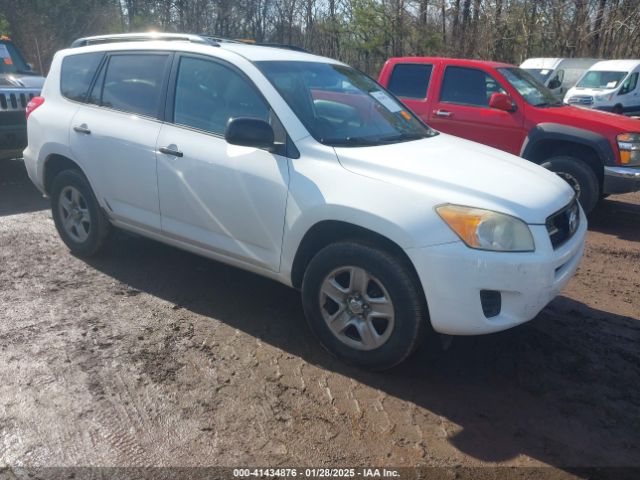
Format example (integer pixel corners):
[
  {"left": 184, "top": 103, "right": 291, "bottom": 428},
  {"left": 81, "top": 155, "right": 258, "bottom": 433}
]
[
  {"left": 69, "top": 32, "right": 311, "bottom": 54},
  {"left": 251, "top": 43, "right": 310, "bottom": 53},
  {"left": 235, "top": 38, "right": 309, "bottom": 53},
  {"left": 70, "top": 32, "right": 218, "bottom": 48}
]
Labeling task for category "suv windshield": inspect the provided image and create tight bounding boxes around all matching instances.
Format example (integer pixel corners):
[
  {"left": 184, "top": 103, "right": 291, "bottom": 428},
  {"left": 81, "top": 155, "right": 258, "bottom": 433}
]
[
  {"left": 256, "top": 61, "right": 436, "bottom": 147},
  {"left": 576, "top": 70, "right": 627, "bottom": 89},
  {"left": 522, "top": 68, "right": 553, "bottom": 84},
  {"left": 0, "top": 40, "right": 32, "bottom": 74},
  {"left": 497, "top": 67, "right": 562, "bottom": 107}
]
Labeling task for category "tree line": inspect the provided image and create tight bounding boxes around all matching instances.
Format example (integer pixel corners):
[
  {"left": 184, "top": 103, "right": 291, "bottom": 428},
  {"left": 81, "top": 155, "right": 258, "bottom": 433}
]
[{"left": 2, "top": 0, "right": 639, "bottom": 75}]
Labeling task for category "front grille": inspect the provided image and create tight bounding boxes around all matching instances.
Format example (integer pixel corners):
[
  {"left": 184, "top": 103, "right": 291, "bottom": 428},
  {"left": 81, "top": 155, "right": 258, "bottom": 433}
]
[
  {"left": 567, "top": 95, "right": 594, "bottom": 106},
  {"left": 546, "top": 199, "right": 580, "bottom": 249},
  {"left": 0, "top": 90, "right": 40, "bottom": 112}
]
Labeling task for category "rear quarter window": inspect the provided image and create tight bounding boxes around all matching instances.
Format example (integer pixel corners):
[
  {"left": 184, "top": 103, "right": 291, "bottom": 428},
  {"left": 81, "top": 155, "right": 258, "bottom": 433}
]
[
  {"left": 60, "top": 53, "right": 103, "bottom": 102},
  {"left": 387, "top": 63, "right": 433, "bottom": 99}
]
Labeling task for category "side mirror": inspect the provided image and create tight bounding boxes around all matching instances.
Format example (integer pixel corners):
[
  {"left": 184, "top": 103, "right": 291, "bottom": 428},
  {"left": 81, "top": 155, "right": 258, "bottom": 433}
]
[
  {"left": 489, "top": 93, "right": 516, "bottom": 112},
  {"left": 225, "top": 117, "right": 275, "bottom": 151},
  {"left": 548, "top": 79, "right": 561, "bottom": 90},
  {"left": 26, "top": 63, "right": 34, "bottom": 71}
]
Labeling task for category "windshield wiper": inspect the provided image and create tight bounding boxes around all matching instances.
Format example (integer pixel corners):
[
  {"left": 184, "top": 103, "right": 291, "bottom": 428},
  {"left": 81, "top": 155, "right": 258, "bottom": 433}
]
[
  {"left": 324, "top": 132, "right": 430, "bottom": 146},
  {"left": 379, "top": 133, "right": 427, "bottom": 143},
  {"left": 323, "top": 136, "right": 383, "bottom": 146}
]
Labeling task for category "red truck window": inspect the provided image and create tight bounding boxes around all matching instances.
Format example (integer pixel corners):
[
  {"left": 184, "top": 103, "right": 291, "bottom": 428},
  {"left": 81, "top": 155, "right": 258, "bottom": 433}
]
[
  {"left": 387, "top": 63, "right": 433, "bottom": 99},
  {"left": 440, "top": 66, "right": 505, "bottom": 107}
]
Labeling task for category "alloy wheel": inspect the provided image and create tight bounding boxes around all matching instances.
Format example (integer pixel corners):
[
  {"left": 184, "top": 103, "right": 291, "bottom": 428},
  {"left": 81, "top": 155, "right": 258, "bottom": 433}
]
[
  {"left": 58, "top": 185, "right": 91, "bottom": 243},
  {"left": 319, "top": 266, "right": 395, "bottom": 351},
  {"left": 557, "top": 171, "right": 582, "bottom": 198}
]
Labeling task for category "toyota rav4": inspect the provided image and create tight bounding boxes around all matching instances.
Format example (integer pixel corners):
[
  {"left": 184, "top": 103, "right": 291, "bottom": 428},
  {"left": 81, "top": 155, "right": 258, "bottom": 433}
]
[{"left": 24, "top": 33, "right": 586, "bottom": 369}]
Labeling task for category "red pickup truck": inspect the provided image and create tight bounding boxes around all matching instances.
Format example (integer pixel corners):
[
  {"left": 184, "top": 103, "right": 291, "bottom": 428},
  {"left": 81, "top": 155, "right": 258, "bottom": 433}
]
[{"left": 378, "top": 57, "right": 640, "bottom": 213}]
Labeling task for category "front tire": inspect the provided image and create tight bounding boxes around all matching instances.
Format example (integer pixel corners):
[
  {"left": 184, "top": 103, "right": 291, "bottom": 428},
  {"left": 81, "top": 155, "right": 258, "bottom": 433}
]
[
  {"left": 301, "top": 242, "right": 427, "bottom": 370},
  {"left": 541, "top": 155, "right": 599, "bottom": 214},
  {"left": 51, "top": 169, "right": 110, "bottom": 256}
]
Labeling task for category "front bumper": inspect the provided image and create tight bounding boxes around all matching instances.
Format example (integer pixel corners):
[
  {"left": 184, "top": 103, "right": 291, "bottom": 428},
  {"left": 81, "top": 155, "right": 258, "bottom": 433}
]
[
  {"left": 603, "top": 166, "right": 640, "bottom": 194},
  {"left": 406, "top": 209, "right": 587, "bottom": 335},
  {"left": 0, "top": 111, "right": 27, "bottom": 160}
]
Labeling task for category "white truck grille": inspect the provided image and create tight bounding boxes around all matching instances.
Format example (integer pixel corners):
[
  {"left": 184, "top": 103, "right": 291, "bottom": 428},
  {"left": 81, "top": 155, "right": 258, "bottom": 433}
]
[{"left": 567, "top": 95, "right": 594, "bottom": 106}]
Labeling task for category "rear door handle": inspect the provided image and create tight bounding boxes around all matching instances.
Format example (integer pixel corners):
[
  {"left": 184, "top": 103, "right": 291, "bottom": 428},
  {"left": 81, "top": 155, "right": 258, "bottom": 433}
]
[
  {"left": 73, "top": 125, "right": 91, "bottom": 135},
  {"left": 434, "top": 109, "right": 452, "bottom": 118},
  {"left": 159, "top": 146, "right": 183, "bottom": 157}
]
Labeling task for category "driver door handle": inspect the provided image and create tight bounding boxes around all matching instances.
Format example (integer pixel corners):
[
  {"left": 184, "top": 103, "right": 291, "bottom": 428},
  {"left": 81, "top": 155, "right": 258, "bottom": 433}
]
[
  {"left": 159, "top": 146, "right": 184, "bottom": 157},
  {"left": 434, "top": 109, "right": 452, "bottom": 118},
  {"left": 73, "top": 125, "right": 91, "bottom": 135}
]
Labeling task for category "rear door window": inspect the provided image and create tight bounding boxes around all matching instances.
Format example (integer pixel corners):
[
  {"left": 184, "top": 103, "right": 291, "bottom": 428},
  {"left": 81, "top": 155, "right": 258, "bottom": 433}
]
[
  {"left": 387, "top": 63, "right": 433, "bottom": 99},
  {"left": 99, "top": 54, "right": 171, "bottom": 118},
  {"left": 440, "top": 66, "right": 505, "bottom": 107},
  {"left": 60, "top": 52, "right": 103, "bottom": 102}
]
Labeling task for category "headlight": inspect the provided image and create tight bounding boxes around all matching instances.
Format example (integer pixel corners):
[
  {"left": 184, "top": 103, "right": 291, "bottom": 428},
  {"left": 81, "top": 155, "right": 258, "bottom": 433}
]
[
  {"left": 436, "top": 205, "right": 535, "bottom": 252},
  {"left": 595, "top": 93, "right": 614, "bottom": 102},
  {"left": 617, "top": 133, "right": 640, "bottom": 166}
]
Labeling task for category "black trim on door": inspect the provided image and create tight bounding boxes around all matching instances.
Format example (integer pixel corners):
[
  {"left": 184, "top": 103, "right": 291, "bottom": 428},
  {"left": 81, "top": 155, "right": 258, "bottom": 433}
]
[{"left": 84, "top": 53, "right": 108, "bottom": 104}]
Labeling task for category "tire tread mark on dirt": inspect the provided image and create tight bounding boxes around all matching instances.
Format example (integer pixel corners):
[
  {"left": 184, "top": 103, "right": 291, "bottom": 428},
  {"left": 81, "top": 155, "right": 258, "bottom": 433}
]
[
  {"left": 375, "top": 393, "right": 392, "bottom": 433},
  {"left": 90, "top": 372, "right": 161, "bottom": 466}
]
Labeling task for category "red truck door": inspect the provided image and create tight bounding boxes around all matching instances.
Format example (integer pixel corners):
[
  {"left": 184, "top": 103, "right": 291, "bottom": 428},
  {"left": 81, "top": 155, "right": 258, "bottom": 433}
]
[
  {"left": 384, "top": 62, "right": 434, "bottom": 124},
  {"left": 427, "top": 65, "right": 525, "bottom": 155}
]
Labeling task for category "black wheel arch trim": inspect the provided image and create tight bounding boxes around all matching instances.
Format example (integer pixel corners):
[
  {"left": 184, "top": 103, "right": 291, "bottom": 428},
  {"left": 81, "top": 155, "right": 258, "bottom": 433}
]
[{"left": 520, "top": 123, "right": 616, "bottom": 167}]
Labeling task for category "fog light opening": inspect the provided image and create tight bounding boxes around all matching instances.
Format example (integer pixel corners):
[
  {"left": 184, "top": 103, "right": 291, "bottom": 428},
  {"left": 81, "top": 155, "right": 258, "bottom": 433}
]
[{"left": 480, "top": 290, "right": 502, "bottom": 318}]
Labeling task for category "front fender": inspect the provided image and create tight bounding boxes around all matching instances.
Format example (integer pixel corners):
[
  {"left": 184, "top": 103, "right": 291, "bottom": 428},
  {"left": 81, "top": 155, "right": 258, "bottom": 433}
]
[
  {"left": 278, "top": 141, "right": 459, "bottom": 283},
  {"left": 520, "top": 123, "right": 615, "bottom": 166}
]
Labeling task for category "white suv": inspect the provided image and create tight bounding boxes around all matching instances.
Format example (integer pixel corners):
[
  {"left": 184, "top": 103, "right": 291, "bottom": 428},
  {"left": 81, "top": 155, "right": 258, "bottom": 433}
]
[{"left": 24, "top": 33, "right": 587, "bottom": 369}]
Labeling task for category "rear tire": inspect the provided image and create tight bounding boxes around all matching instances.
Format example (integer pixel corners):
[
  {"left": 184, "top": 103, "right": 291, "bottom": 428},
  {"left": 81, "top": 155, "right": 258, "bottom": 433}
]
[
  {"left": 541, "top": 155, "right": 599, "bottom": 214},
  {"left": 301, "top": 242, "right": 428, "bottom": 370},
  {"left": 51, "top": 169, "right": 110, "bottom": 257}
]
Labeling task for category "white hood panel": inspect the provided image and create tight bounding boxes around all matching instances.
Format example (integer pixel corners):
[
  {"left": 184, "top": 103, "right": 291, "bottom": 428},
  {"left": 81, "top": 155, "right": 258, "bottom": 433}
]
[{"left": 334, "top": 133, "right": 575, "bottom": 225}]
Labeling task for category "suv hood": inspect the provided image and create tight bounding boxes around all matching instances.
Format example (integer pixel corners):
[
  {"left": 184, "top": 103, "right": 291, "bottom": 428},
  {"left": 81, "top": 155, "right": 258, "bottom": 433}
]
[
  {"left": 334, "top": 133, "right": 574, "bottom": 225},
  {"left": 0, "top": 74, "right": 45, "bottom": 89}
]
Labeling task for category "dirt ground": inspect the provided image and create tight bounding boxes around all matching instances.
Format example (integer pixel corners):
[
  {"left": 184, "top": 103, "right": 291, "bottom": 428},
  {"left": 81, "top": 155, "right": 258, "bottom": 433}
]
[{"left": 0, "top": 158, "right": 639, "bottom": 478}]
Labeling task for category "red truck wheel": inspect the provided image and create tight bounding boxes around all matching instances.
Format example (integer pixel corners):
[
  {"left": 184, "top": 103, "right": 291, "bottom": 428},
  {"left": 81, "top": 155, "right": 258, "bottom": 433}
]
[{"left": 541, "top": 156, "right": 599, "bottom": 214}]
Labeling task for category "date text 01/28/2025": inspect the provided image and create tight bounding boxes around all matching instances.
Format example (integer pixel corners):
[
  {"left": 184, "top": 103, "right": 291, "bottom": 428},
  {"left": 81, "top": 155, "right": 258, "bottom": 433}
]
[{"left": 232, "top": 468, "right": 400, "bottom": 477}]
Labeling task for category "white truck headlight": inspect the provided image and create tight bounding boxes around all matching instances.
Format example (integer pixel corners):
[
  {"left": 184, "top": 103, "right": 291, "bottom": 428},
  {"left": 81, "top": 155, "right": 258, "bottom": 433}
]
[
  {"left": 617, "top": 133, "right": 640, "bottom": 166},
  {"left": 595, "top": 93, "right": 614, "bottom": 102},
  {"left": 436, "top": 205, "right": 535, "bottom": 252}
]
